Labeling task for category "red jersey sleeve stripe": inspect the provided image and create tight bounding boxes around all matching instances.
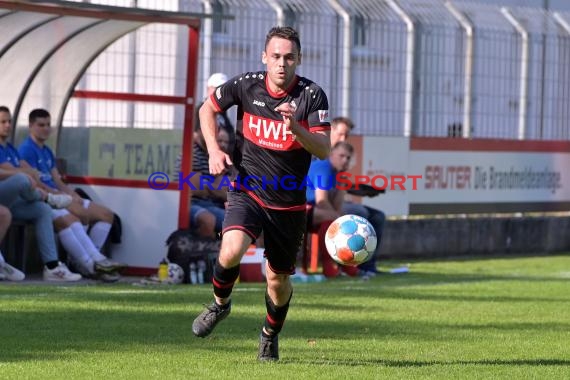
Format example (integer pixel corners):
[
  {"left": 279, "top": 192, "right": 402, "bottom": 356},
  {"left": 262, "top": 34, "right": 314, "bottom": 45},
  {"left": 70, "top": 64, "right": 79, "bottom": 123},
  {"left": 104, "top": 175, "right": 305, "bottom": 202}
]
[
  {"left": 209, "top": 93, "right": 223, "bottom": 112},
  {"left": 309, "top": 125, "right": 331, "bottom": 132}
]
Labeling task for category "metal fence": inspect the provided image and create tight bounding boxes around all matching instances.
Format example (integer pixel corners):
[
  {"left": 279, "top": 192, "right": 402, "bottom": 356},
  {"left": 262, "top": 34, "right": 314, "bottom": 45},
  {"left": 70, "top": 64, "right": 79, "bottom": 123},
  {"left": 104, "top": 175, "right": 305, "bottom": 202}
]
[{"left": 60, "top": 0, "right": 570, "bottom": 140}]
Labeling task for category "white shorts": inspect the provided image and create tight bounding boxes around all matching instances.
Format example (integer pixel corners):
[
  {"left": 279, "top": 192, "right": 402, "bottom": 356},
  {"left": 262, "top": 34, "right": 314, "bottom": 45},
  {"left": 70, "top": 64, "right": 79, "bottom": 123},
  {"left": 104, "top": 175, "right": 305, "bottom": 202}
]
[{"left": 50, "top": 199, "right": 91, "bottom": 220}]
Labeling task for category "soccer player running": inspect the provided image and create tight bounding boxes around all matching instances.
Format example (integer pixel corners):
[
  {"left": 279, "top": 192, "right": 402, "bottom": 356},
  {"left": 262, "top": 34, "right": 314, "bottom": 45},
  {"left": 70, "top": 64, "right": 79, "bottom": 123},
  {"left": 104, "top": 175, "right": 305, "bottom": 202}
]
[{"left": 192, "top": 26, "right": 331, "bottom": 361}]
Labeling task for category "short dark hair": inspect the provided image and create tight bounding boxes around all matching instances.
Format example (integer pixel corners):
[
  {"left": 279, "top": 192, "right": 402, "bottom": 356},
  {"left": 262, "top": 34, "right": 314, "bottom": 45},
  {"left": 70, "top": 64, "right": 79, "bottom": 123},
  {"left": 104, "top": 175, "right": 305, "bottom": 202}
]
[
  {"left": 331, "top": 116, "right": 355, "bottom": 131},
  {"left": 265, "top": 26, "right": 301, "bottom": 53},
  {"left": 0, "top": 106, "right": 10, "bottom": 114},
  {"left": 29, "top": 108, "right": 50, "bottom": 124},
  {"left": 332, "top": 141, "right": 354, "bottom": 154}
]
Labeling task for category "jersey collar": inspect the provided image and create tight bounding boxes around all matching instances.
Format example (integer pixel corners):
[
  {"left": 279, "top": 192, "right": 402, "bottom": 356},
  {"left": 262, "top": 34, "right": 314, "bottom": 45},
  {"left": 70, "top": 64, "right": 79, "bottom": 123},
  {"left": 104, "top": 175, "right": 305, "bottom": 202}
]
[{"left": 265, "top": 74, "right": 299, "bottom": 98}]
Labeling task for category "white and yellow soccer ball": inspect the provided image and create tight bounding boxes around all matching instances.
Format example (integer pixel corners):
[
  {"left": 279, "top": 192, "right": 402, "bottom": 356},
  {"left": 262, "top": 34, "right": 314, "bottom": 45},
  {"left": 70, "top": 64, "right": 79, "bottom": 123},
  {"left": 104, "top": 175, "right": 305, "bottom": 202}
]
[
  {"left": 167, "top": 263, "right": 185, "bottom": 284},
  {"left": 325, "top": 214, "right": 377, "bottom": 266}
]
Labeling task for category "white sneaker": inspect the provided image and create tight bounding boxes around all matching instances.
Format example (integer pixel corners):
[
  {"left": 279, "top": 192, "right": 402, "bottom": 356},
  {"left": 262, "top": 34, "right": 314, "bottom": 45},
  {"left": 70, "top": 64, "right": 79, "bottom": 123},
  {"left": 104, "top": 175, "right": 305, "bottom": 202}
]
[
  {"left": 0, "top": 262, "right": 25, "bottom": 281},
  {"left": 46, "top": 193, "right": 73, "bottom": 209},
  {"left": 43, "top": 262, "right": 82, "bottom": 282}
]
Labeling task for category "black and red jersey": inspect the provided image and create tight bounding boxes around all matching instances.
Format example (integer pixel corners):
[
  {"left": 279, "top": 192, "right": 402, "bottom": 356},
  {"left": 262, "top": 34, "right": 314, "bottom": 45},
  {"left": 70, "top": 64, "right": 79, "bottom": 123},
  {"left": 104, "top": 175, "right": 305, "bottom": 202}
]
[{"left": 209, "top": 71, "right": 330, "bottom": 209}]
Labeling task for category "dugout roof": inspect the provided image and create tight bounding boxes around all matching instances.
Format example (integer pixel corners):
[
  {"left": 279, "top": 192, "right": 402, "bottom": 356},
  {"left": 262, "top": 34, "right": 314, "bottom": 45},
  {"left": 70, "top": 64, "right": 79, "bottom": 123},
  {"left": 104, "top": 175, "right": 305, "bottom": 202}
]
[{"left": 0, "top": 0, "right": 209, "bottom": 132}]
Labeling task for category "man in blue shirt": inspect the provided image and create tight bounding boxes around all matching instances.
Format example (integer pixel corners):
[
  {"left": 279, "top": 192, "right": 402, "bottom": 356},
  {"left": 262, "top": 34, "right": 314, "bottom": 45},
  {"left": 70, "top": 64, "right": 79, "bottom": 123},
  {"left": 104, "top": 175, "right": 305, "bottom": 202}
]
[
  {"left": 306, "top": 141, "right": 359, "bottom": 277},
  {"left": 17, "top": 108, "right": 124, "bottom": 281},
  {"left": 0, "top": 106, "right": 81, "bottom": 281},
  {"left": 327, "top": 117, "right": 385, "bottom": 277}
]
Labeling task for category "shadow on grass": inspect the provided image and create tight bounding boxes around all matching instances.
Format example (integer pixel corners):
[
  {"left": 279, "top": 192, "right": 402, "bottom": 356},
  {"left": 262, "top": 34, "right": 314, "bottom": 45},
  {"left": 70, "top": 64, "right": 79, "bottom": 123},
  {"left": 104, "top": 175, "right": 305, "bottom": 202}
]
[
  {"left": 382, "top": 252, "right": 570, "bottom": 264},
  {"left": 0, "top": 261, "right": 568, "bottom": 365},
  {"left": 0, "top": 305, "right": 568, "bottom": 364},
  {"left": 280, "top": 357, "right": 570, "bottom": 367}
]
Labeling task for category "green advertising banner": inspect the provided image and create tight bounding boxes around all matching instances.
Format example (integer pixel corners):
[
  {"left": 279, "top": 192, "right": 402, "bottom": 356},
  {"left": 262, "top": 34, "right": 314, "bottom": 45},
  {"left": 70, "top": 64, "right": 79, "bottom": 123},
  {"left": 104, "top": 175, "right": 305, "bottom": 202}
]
[{"left": 87, "top": 128, "right": 183, "bottom": 180}]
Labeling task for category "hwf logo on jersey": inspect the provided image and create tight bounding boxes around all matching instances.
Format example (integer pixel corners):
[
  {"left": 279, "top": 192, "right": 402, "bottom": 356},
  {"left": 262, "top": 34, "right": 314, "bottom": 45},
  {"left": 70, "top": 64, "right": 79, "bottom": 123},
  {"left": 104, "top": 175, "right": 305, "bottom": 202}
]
[{"left": 243, "top": 113, "right": 301, "bottom": 151}]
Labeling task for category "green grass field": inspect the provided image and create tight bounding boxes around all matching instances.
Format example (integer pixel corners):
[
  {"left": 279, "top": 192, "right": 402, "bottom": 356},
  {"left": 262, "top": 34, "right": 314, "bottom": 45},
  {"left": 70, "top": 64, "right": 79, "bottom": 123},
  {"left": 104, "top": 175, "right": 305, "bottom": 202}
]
[{"left": 1, "top": 254, "right": 569, "bottom": 379}]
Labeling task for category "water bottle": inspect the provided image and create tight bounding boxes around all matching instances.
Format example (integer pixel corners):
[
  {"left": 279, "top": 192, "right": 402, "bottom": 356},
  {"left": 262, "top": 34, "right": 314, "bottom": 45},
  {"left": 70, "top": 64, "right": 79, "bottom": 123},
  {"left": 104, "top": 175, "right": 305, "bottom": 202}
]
[
  {"left": 197, "top": 260, "right": 206, "bottom": 284},
  {"left": 189, "top": 262, "right": 198, "bottom": 284},
  {"left": 158, "top": 258, "right": 168, "bottom": 282}
]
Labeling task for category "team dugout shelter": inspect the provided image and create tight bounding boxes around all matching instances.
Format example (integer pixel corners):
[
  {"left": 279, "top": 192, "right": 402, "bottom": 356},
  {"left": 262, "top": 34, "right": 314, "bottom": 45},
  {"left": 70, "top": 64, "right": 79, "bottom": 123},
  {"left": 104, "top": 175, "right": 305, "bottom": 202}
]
[{"left": 0, "top": 0, "right": 225, "bottom": 273}]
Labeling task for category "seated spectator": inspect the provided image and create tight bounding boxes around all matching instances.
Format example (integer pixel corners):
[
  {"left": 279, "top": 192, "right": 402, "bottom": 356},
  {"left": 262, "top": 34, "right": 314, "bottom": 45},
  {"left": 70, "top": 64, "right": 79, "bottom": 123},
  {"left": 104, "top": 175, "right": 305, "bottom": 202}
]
[
  {"left": 0, "top": 107, "right": 81, "bottom": 281},
  {"left": 0, "top": 172, "right": 82, "bottom": 281},
  {"left": 0, "top": 204, "right": 25, "bottom": 281},
  {"left": 0, "top": 107, "right": 121, "bottom": 282},
  {"left": 176, "top": 124, "right": 229, "bottom": 239},
  {"left": 20, "top": 109, "right": 118, "bottom": 254},
  {"left": 330, "top": 116, "right": 385, "bottom": 276},
  {"left": 306, "top": 141, "right": 359, "bottom": 278},
  {"left": 216, "top": 127, "right": 231, "bottom": 155},
  {"left": 175, "top": 73, "right": 234, "bottom": 238}
]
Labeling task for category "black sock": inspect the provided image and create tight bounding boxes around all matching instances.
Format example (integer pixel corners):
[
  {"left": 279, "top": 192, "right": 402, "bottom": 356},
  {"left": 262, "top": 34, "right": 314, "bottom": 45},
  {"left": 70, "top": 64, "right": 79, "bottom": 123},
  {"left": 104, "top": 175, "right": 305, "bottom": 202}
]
[
  {"left": 217, "top": 301, "right": 231, "bottom": 310},
  {"left": 45, "top": 261, "right": 59, "bottom": 270},
  {"left": 212, "top": 260, "right": 240, "bottom": 299},
  {"left": 263, "top": 290, "right": 292, "bottom": 336}
]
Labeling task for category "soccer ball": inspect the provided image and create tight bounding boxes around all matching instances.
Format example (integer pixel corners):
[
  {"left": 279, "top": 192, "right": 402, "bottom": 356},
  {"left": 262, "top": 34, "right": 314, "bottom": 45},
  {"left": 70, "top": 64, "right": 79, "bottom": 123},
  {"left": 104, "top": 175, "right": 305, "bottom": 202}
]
[
  {"left": 325, "top": 214, "right": 377, "bottom": 266},
  {"left": 167, "top": 263, "right": 185, "bottom": 284}
]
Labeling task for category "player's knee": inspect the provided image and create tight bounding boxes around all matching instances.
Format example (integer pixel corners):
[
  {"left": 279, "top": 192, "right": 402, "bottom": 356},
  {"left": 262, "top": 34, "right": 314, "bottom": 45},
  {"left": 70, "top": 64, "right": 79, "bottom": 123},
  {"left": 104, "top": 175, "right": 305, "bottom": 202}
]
[
  {"left": 53, "top": 215, "right": 84, "bottom": 232},
  {"left": 62, "top": 213, "right": 80, "bottom": 226},
  {"left": 267, "top": 274, "right": 291, "bottom": 303},
  {"left": 92, "top": 204, "right": 114, "bottom": 223},
  {"left": 12, "top": 172, "right": 32, "bottom": 188},
  {"left": 70, "top": 205, "right": 89, "bottom": 225}
]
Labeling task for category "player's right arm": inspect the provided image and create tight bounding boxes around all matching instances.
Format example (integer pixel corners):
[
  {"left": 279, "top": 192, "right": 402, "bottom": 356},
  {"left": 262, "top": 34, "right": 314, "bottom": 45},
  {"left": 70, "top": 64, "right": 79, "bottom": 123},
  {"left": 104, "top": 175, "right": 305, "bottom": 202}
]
[
  {"left": 0, "top": 161, "right": 38, "bottom": 187},
  {"left": 200, "top": 73, "right": 244, "bottom": 176},
  {"left": 198, "top": 98, "right": 232, "bottom": 176}
]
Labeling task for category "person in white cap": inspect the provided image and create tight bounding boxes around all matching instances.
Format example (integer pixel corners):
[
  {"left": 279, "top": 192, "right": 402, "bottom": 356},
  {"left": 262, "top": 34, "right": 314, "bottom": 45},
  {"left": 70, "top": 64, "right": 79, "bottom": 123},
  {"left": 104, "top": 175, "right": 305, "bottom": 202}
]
[
  {"left": 202, "top": 73, "right": 235, "bottom": 153},
  {"left": 207, "top": 72, "right": 228, "bottom": 90}
]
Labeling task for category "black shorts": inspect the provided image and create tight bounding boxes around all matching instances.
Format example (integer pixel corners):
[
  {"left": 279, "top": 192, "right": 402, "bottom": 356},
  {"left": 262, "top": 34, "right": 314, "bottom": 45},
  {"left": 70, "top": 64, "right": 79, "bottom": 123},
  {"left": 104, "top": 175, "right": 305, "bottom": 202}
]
[{"left": 222, "top": 191, "right": 306, "bottom": 274}]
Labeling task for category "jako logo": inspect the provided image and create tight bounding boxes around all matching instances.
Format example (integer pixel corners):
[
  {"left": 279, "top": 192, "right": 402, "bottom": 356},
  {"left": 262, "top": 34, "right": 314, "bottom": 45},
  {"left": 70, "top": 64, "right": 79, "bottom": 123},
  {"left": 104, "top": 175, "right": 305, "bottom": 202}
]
[{"left": 253, "top": 100, "right": 265, "bottom": 107}]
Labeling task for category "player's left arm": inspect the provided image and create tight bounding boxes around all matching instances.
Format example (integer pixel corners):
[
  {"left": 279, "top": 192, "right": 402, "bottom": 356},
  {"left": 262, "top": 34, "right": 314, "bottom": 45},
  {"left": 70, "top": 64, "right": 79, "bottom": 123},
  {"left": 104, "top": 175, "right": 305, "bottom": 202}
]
[
  {"left": 49, "top": 167, "right": 67, "bottom": 191},
  {"left": 17, "top": 160, "right": 51, "bottom": 192}
]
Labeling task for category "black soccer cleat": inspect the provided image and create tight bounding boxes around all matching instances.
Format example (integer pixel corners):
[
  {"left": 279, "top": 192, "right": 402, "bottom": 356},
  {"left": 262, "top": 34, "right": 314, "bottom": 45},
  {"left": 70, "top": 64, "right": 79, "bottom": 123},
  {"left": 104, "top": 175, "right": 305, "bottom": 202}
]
[
  {"left": 257, "top": 332, "right": 279, "bottom": 362},
  {"left": 192, "top": 301, "right": 231, "bottom": 337}
]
